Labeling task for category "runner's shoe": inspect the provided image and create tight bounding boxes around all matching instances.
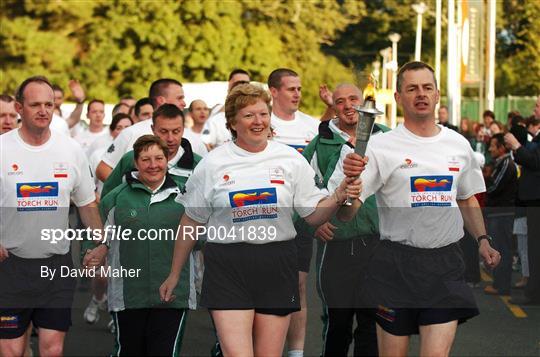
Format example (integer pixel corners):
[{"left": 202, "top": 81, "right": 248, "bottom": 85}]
[{"left": 83, "top": 297, "right": 101, "bottom": 324}]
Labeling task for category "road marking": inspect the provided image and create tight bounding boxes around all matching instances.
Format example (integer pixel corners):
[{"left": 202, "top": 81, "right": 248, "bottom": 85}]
[
  {"left": 480, "top": 269, "right": 492, "bottom": 282},
  {"left": 480, "top": 268, "right": 527, "bottom": 318},
  {"left": 501, "top": 296, "right": 528, "bottom": 318}
]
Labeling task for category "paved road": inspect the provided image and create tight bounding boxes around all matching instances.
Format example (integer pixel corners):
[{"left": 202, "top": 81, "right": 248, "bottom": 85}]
[{"left": 29, "top": 258, "right": 540, "bottom": 356}]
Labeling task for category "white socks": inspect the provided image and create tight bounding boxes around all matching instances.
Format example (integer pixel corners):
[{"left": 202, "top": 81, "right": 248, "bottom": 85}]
[{"left": 288, "top": 350, "right": 303, "bottom": 357}]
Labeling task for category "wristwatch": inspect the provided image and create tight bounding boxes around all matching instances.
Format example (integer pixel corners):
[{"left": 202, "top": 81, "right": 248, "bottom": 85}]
[
  {"left": 477, "top": 235, "right": 493, "bottom": 246},
  {"left": 98, "top": 239, "right": 110, "bottom": 249}
]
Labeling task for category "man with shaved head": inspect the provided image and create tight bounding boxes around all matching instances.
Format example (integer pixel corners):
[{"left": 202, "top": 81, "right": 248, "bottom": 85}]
[
  {"left": 188, "top": 99, "right": 210, "bottom": 136},
  {"left": 184, "top": 99, "right": 209, "bottom": 157},
  {"left": 300, "top": 83, "right": 388, "bottom": 356}
]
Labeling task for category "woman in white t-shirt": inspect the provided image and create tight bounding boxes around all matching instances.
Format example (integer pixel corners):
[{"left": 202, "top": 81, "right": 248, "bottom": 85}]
[{"left": 159, "top": 84, "right": 360, "bottom": 356}]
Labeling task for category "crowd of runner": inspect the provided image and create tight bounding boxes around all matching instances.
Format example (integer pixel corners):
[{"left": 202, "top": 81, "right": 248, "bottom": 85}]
[{"left": 0, "top": 62, "right": 538, "bottom": 356}]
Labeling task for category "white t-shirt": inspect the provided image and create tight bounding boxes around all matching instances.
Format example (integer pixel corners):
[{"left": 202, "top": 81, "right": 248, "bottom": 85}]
[
  {"left": 101, "top": 120, "right": 153, "bottom": 168},
  {"left": 184, "top": 128, "right": 208, "bottom": 157},
  {"left": 89, "top": 146, "right": 107, "bottom": 195},
  {"left": 209, "top": 103, "right": 224, "bottom": 117},
  {"left": 178, "top": 141, "right": 327, "bottom": 244},
  {"left": 50, "top": 114, "right": 70, "bottom": 136},
  {"left": 70, "top": 122, "right": 86, "bottom": 138},
  {"left": 0, "top": 129, "right": 96, "bottom": 258},
  {"left": 87, "top": 133, "right": 113, "bottom": 157},
  {"left": 88, "top": 135, "right": 113, "bottom": 194},
  {"left": 201, "top": 112, "right": 232, "bottom": 148},
  {"left": 271, "top": 111, "right": 319, "bottom": 153},
  {"left": 74, "top": 127, "right": 109, "bottom": 156},
  {"left": 329, "top": 124, "right": 485, "bottom": 248}
]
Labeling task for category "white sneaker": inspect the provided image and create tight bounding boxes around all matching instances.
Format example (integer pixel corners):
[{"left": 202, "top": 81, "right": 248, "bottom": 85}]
[{"left": 83, "top": 297, "right": 100, "bottom": 324}]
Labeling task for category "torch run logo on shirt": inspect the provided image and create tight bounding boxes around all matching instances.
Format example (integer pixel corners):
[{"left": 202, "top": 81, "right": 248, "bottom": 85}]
[
  {"left": 409, "top": 176, "right": 454, "bottom": 207},
  {"left": 16, "top": 181, "right": 60, "bottom": 211},
  {"left": 288, "top": 144, "right": 307, "bottom": 154},
  {"left": 228, "top": 187, "right": 278, "bottom": 223}
]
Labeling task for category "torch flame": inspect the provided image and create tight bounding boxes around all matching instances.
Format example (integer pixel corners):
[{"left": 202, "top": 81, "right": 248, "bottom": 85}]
[{"left": 364, "top": 75, "right": 377, "bottom": 101}]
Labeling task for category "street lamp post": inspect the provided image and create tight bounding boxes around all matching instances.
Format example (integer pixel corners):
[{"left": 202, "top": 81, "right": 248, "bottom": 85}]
[
  {"left": 388, "top": 33, "right": 401, "bottom": 128},
  {"left": 380, "top": 47, "right": 391, "bottom": 91},
  {"left": 435, "top": 0, "right": 442, "bottom": 114},
  {"left": 487, "top": 0, "right": 496, "bottom": 110},
  {"left": 412, "top": 2, "right": 428, "bottom": 61},
  {"left": 447, "top": 0, "right": 456, "bottom": 125},
  {"left": 372, "top": 60, "right": 381, "bottom": 87}
]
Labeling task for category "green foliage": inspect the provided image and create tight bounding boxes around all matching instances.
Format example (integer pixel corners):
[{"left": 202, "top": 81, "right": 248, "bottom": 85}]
[
  {"left": 495, "top": 0, "right": 540, "bottom": 95},
  {"left": 324, "top": 0, "right": 445, "bottom": 93},
  {"left": 327, "top": 0, "right": 538, "bottom": 97},
  {"left": 1, "top": 0, "right": 535, "bottom": 109},
  {"left": 0, "top": 0, "right": 365, "bottom": 113},
  {"left": 0, "top": 16, "right": 76, "bottom": 90}
]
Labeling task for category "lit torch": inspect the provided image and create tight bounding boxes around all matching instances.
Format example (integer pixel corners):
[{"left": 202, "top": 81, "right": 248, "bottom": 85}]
[{"left": 345, "top": 76, "right": 383, "bottom": 205}]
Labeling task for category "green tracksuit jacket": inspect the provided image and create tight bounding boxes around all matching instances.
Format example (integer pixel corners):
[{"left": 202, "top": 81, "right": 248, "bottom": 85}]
[{"left": 101, "top": 173, "right": 195, "bottom": 311}]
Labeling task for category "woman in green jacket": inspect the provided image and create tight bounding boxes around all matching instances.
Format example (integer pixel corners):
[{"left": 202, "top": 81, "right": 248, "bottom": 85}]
[{"left": 100, "top": 135, "right": 194, "bottom": 357}]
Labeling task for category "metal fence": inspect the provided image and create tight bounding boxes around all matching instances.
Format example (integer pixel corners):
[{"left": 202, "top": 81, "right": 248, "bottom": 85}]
[{"left": 460, "top": 96, "right": 537, "bottom": 124}]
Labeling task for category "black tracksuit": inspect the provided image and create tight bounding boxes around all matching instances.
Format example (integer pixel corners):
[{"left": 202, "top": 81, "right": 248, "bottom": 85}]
[{"left": 513, "top": 134, "right": 540, "bottom": 301}]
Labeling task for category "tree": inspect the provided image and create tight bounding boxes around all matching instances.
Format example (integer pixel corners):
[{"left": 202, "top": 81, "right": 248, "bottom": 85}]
[
  {"left": 0, "top": 1, "right": 99, "bottom": 98},
  {"left": 1, "top": 0, "right": 367, "bottom": 113},
  {"left": 326, "top": 0, "right": 539, "bottom": 97},
  {"left": 323, "top": 0, "right": 444, "bottom": 93},
  {"left": 495, "top": 0, "right": 540, "bottom": 95}
]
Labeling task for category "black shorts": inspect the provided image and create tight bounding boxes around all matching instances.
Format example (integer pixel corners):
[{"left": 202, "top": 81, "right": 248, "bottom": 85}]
[
  {"left": 201, "top": 241, "right": 300, "bottom": 316},
  {"left": 374, "top": 306, "right": 477, "bottom": 336},
  {"left": 0, "top": 253, "right": 76, "bottom": 309},
  {"left": 295, "top": 229, "right": 313, "bottom": 273},
  {"left": 361, "top": 240, "right": 478, "bottom": 335},
  {"left": 0, "top": 308, "right": 72, "bottom": 338}
]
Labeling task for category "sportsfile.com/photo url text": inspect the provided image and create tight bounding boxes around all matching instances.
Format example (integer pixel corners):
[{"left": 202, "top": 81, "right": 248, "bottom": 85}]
[{"left": 41, "top": 225, "right": 277, "bottom": 244}]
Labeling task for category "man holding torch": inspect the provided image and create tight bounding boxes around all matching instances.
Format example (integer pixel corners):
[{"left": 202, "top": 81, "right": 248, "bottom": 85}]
[
  {"left": 296, "top": 82, "right": 388, "bottom": 356},
  {"left": 337, "top": 62, "right": 500, "bottom": 356}
]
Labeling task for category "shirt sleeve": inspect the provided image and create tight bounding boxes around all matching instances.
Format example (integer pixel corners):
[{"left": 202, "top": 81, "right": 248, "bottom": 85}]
[
  {"left": 514, "top": 145, "right": 540, "bottom": 171},
  {"left": 72, "top": 146, "right": 97, "bottom": 207},
  {"left": 456, "top": 145, "right": 486, "bottom": 199},
  {"left": 486, "top": 157, "right": 514, "bottom": 195},
  {"left": 101, "top": 129, "right": 132, "bottom": 168},
  {"left": 201, "top": 119, "right": 217, "bottom": 146},
  {"left": 327, "top": 145, "right": 352, "bottom": 193},
  {"left": 101, "top": 153, "right": 132, "bottom": 199},
  {"left": 192, "top": 136, "right": 209, "bottom": 157},
  {"left": 293, "top": 158, "right": 328, "bottom": 218},
  {"left": 327, "top": 143, "right": 383, "bottom": 204},
  {"left": 176, "top": 164, "right": 212, "bottom": 224},
  {"left": 89, "top": 150, "right": 102, "bottom": 192}
]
